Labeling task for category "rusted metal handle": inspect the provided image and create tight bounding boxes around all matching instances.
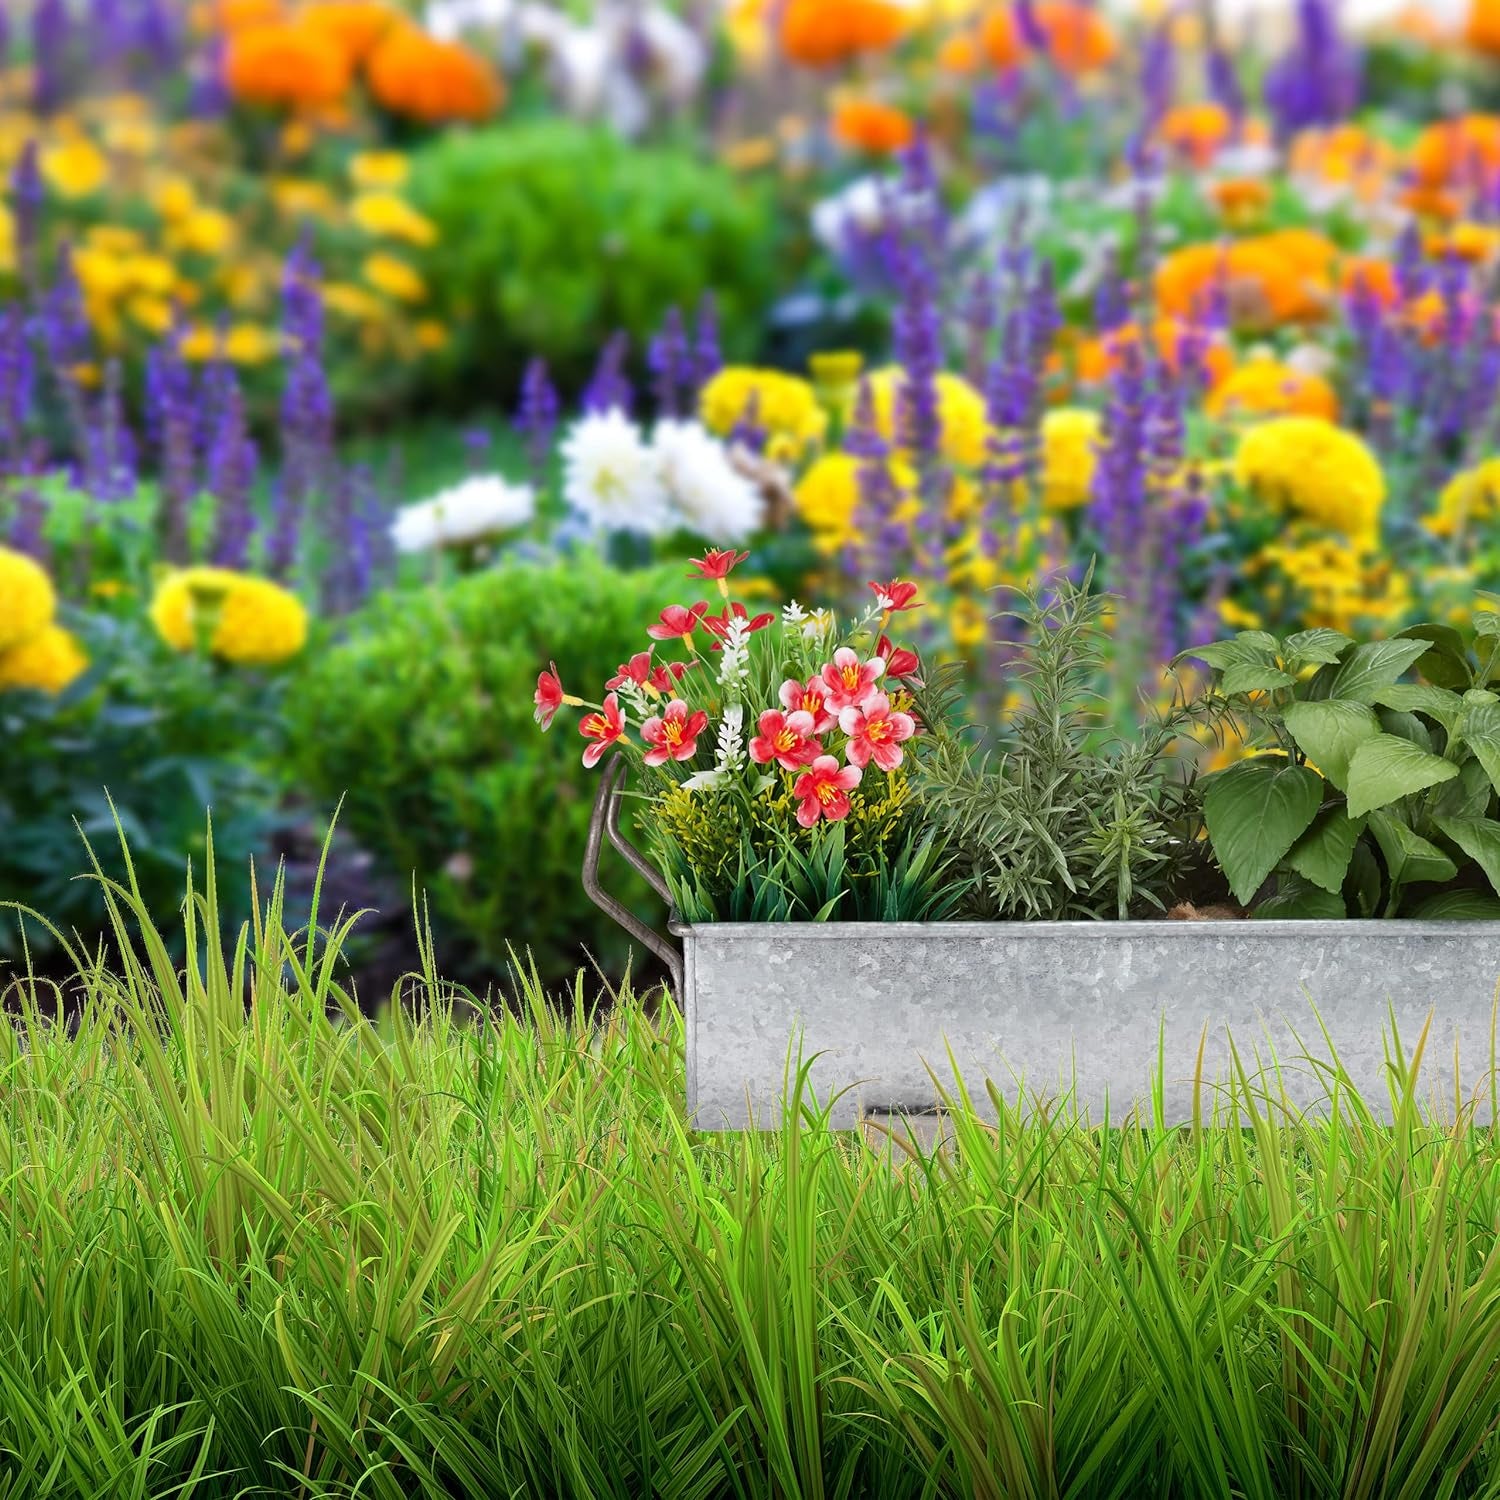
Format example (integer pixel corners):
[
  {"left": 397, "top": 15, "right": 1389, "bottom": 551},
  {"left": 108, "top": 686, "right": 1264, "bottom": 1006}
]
[{"left": 583, "top": 755, "right": 683, "bottom": 997}]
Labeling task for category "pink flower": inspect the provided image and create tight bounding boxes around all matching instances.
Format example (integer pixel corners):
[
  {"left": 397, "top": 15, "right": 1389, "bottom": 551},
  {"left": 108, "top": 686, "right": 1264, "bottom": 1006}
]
[
  {"left": 877, "top": 634, "right": 921, "bottom": 681},
  {"left": 534, "top": 662, "right": 566, "bottom": 730},
  {"left": 639, "top": 698, "right": 709, "bottom": 765},
  {"left": 749, "top": 709, "right": 819, "bottom": 771},
  {"left": 792, "top": 755, "right": 862, "bottom": 827},
  {"left": 869, "top": 578, "right": 921, "bottom": 612},
  {"left": 778, "top": 676, "right": 838, "bottom": 734},
  {"left": 647, "top": 602, "right": 708, "bottom": 640},
  {"left": 839, "top": 692, "right": 916, "bottom": 772},
  {"left": 579, "top": 693, "right": 626, "bottom": 768},
  {"left": 819, "top": 647, "right": 886, "bottom": 712},
  {"left": 687, "top": 549, "right": 749, "bottom": 581}
]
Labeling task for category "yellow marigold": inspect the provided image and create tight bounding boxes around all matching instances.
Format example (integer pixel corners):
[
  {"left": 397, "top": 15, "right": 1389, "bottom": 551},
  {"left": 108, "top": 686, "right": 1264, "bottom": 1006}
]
[
  {"left": 350, "top": 192, "right": 437, "bottom": 246},
  {"left": 0, "top": 624, "right": 88, "bottom": 695},
  {"left": 414, "top": 319, "right": 448, "bottom": 351},
  {"left": 1204, "top": 359, "right": 1340, "bottom": 422},
  {"left": 0, "top": 203, "right": 13, "bottom": 276},
  {"left": 0, "top": 546, "right": 57, "bottom": 652},
  {"left": 793, "top": 451, "right": 919, "bottom": 550},
  {"left": 1254, "top": 537, "right": 1411, "bottom": 633},
  {"left": 366, "top": 26, "right": 502, "bottom": 124},
  {"left": 1036, "top": 407, "right": 1100, "bottom": 511},
  {"left": 42, "top": 138, "right": 107, "bottom": 199},
  {"left": 223, "top": 322, "right": 278, "bottom": 364},
  {"left": 150, "top": 568, "right": 308, "bottom": 665},
  {"left": 271, "top": 177, "right": 337, "bottom": 220},
  {"left": 864, "top": 367, "right": 989, "bottom": 468},
  {"left": 169, "top": 208, "right": 236, "bottom": 257},
  {"left": 1426, "top": 457, "right": 1500, "bottom": 539},
  {"left": 700, "top": 366, "right": 828, "bottom": 462},
  {"left": 224, "top": 21, "right": 352, "bottom": 111},
  {"left": 323, "top": 280, "right": 384, "bottom": 321},
  {"left": 153, "top": 177, "right": 198, "bottom": 221},
  {"left": 362, "top": 252, "right": 426, "bottom": 302},
  {"left": 1234, "top": 418, "right": 1385, "bottom": 547},
  {"left": 349, "top": 150, "right": 409, "bottom": 188}
]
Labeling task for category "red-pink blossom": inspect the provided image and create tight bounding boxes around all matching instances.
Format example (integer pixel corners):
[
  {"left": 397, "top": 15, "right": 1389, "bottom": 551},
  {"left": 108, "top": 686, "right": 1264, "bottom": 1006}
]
[
  {"left": 579, "top": 693, "right": 626, "bottom": 768},
  {"left": 606, "top": 651, "right": 656, "bottom": 691},
  {"left": 640, "top": 698, "right": 709, "bottom": 765},
  {"left": 792, "top": 755, "right": 862, "bottom": 827},
  {"left": 534, "top": 662, "right": 566, "bottom": 731},
  {"left": 868, "top": 578, "right": 921, "bottom": 612},
  {"left": 819, "top": 647, "right": 886, "bottom": 712},
  {"left": 687, "top": 549, "right": 749, "bottom": 581},
  {"left": 749, "top": 708, "right": 819, "bottom": 771},
  {"left": 701, "top": 601, "right": 775, "bottom": 639},
  {"left": 839, "top": 692, "right": 916, "bottom": 772},
  {"left": 647, "top": 602, "right": 709, "bottom": 640},
  {"left": 876, "top": 634, "right": 921, "bottom": 681},
  {"left": 778, "top": 676, "right": 838, "bottom": 734}
]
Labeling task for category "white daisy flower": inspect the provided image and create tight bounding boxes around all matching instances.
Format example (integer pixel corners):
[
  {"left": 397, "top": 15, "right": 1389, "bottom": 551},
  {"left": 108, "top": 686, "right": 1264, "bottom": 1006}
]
[{"left": 389, "top": 474, "right": 535, "bottom": 553}]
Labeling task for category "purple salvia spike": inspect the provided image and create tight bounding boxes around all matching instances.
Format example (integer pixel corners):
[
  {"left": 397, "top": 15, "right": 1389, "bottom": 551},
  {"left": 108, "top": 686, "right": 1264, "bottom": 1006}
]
[
  {"left": 583, "top": 331, "right": 633, "bottom": 415},
  {"left": 515, "top": 357, "right": 558, "bottom": 484},
  {"left": 647, "top": 306, "right": 688, "bottom": 417}
]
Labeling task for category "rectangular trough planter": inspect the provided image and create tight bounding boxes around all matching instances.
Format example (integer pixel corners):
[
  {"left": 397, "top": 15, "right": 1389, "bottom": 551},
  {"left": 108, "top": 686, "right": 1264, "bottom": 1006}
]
[{"left": 670, "top": 920, "right": 1500, "bottom": 1130}]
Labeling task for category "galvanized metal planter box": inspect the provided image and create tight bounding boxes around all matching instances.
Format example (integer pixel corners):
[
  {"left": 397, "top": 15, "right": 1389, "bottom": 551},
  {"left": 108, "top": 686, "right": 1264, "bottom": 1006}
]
[{"left": 671, "top": 920, "right": 1500, "bottom": 1130}]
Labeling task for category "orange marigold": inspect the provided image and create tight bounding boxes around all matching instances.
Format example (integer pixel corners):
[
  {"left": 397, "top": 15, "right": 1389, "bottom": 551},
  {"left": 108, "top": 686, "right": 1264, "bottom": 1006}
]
[
  {"left": 1156, "top": 238, "right": 1328, "bottom": 331},
  {"left": 1411, "top": 114, "right": 1500, "bottom": 189},
  {"left": 1468, "top": 0, "right": 1500, "bottom": 55},
  {"left": 366, "top": 27, "right": 502, "bottom": 123},
  {"left": 780, "top": 0, "right": 908, "bottom": 67},
  {"left": 298, "top": 0, "right": 400, "bottom": 64},
  {"left": 1339, "top": 255, "right": 1399, "bottom": 308},
  {"left": 1159, "top": 102, "right": 1232, "bottom": 167},
  {"left": 224, "top": 21, "right": 352, "bottom": 110},
  {"left": 215, "top": 0, "right": 285, "bottom": 30},
  {"left": 1074, "top": 318, "right": 1234, "bottom": 389},
  {"left": 831, "top": 97, "right": 915, "bottom": 155},
  {"left": 980, "top": 2, "right": 1116, "bottom": 75}
]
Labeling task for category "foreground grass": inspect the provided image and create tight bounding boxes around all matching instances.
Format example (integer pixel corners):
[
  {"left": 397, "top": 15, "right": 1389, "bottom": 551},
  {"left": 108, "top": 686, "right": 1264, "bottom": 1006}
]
[{"left": 5, "top": 844, "right": 1500, "bottom": 1497}]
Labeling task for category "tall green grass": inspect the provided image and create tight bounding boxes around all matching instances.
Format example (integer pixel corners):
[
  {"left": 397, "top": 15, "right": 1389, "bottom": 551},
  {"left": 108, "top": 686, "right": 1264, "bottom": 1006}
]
[{"left": 5, "top": 834, "right": 1500, "bottom": 1497}]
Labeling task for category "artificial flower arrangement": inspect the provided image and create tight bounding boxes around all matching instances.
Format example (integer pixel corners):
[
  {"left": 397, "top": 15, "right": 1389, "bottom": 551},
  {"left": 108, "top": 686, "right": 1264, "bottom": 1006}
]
[{"left": 533, "top": 550, "right": 964, "bottom": 922}]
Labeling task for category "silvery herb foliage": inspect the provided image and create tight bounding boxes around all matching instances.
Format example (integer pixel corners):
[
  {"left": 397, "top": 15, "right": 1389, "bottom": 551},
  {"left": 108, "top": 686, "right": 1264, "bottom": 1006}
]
[
  {"left": 916, "top": 574, "right": 1218, "bottom": 920},
  {"left": 1184, "top": 607, "right": 1500, "bottom": 918}
]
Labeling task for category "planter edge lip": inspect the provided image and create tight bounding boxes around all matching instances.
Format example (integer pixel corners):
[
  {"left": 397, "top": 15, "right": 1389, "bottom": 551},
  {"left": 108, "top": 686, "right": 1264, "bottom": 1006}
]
[{"left": 667, "top": 917, "right": 1500, "bottom": 940}]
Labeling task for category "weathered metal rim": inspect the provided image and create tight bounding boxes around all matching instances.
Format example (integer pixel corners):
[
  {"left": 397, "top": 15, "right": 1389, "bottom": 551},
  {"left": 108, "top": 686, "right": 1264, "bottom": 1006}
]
[{"left": 668, "top": 918, "right": 1500, "bottom": 939}]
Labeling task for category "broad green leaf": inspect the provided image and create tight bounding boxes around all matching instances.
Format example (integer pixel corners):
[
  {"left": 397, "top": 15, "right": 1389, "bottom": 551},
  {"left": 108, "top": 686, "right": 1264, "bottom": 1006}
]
[
  {"left": 1410, "top": 891, "right": 1500, "bottom": 920},
  {"left": 1254, "top": 879, "right": 1345, "bottom": 920},
  {"left": 1180, "top": 634, "right": 1280, "bottom": 671},
  {"left": 1345, "top": 734, "right": 1458, "bottom": 818},
  {"left": 1314, "top": 639, "right": 1433, "bottom": 704},
  {"left": 1460, "top": 700, "right": 1500, "bottom": 796},
  {"left": 1377, "top": 707, "right": 1436, "bottom": 755},
  {"left": 1368, "top": 810, "right": 1459, "bottom": 889},
  {"left": 1371, "top": 684, "right": 1465, "bottom": 731},
  {"left": 1476, "top": 612, "right": 1500, "bottom": 639},
  {"left": 1432, "top": 815, "right": 1500, "bottom": 899},
  {"left": 1430, "top": 757, "right": 1494, "bottom": 820},
  {"left": 1203, "top": 757, "right": 1324, "bottom": 905},
  {"left": 1396, "top": 622, "right": 1472, "bottom": 692},
  {"left": 1281, "top": 699, "right": 1381, "bottom": 790},
  {"left": 1220, "top": 663, "right": 1297, "bottom": 696},
  {"left": 1348, "top": 840, "right": 1382, "bottom": 917},
  {"left": 1286, "top": 807, "right": 1364, "bottom": 894},
  {"left": 1282, "top": 628, "right": 1353, "bottom": 667}
]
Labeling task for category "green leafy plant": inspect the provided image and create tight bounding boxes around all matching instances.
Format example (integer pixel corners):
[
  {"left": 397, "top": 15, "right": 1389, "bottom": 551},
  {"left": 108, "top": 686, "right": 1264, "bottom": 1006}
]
[
  {"left": 916, "top": 573, "right": 1217, "bottom": 919},
  {"left": 1185, "top": 609, "right": 1500, "bottom": 917},
  {"left": 0, "top": 610, "right": 282, "bottom": 959},
  {"left": 411, "top": 120, "right": 779, "bottom": 393},
  {"left": 285, "top": 553, "right": 685, "bottom": 983}
]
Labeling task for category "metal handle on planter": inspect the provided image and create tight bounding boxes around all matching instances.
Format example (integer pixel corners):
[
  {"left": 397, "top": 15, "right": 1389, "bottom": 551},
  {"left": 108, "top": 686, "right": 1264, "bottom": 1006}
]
[{"left": 582, "top": 755, "right": 683, "bottom": 997}]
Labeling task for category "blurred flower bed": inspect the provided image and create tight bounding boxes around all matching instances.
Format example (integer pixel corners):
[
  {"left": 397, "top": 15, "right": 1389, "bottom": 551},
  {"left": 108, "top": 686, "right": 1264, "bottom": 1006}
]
[{"left": 9, "top": 0, "right": 1500, "bottom": 982}]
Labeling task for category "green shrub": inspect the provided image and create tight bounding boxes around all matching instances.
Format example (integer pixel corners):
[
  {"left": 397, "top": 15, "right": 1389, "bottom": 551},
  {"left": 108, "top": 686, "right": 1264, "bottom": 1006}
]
[
  {"left": 285, "top": 553, "right": 683, "bottom": 983},
  {"left": 410, "top": 121, "right": 779, "bottom": 393}
]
